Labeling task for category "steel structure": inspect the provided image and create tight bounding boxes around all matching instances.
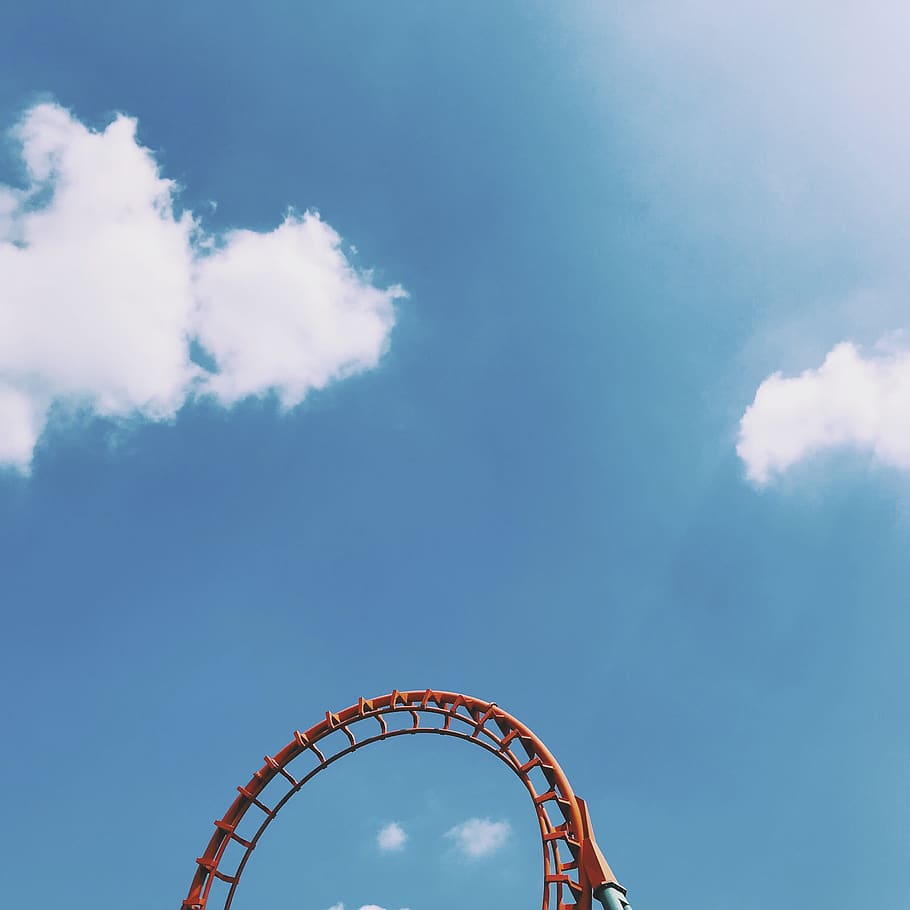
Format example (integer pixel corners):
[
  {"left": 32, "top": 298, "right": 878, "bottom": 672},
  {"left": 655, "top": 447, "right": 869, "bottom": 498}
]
[{"left": 182, "top": 689, "right": 631, "bottom": 910}]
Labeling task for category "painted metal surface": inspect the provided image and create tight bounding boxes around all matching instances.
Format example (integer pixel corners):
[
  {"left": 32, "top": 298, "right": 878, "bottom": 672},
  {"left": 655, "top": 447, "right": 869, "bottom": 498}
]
[{"left": 181, "top": 689, "right": 628, "bottom": 910}]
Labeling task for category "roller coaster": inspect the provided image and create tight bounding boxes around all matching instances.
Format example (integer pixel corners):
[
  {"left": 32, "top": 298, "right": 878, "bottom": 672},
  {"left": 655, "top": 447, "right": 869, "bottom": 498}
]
[{"left": 181, "top": 689, "right": 633, "bottom": 910}]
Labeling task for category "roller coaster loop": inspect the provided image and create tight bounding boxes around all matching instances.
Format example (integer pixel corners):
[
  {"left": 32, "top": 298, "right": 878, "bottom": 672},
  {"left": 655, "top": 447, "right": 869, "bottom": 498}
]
[{"left": 181, "top": 689, "right": 631, "bottom": 910}]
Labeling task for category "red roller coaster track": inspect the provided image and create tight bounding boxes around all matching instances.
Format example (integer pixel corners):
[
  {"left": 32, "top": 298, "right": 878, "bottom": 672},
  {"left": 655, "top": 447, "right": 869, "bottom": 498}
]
[{"left": 182, "top": 689, "right": 629, "bottom": 910}]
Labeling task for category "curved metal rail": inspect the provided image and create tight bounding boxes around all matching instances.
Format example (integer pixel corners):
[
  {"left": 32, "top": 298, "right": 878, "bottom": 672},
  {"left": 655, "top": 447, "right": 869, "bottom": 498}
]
[{"left": 181, "top": 689, "right": 629, "bottom": 910}]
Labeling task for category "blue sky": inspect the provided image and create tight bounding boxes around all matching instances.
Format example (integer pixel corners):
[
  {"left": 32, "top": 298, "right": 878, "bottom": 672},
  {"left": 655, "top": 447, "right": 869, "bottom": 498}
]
[{"left": 1, "top": 3, "right": 908, "bottom": 909}]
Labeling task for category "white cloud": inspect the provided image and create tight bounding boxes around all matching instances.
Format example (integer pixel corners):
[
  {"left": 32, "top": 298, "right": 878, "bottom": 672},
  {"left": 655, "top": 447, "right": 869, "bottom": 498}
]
[
  {"left": 376, "top": 821, "right": 407, "bottom": 852},
  {"left": 327, "top": 904, "right": 410, "bottom": 910},
  {"left": 0, "top": 102, "right": 405, "bottom": 472},
  {"left": 445, "top": 817, "right": 510, "bottom": 859},
  {"left": 738, "top": 341, "right": 910, "bottom": 483},
  {"left": 194, "top": 214, "right": 397, "bottom": 407}
]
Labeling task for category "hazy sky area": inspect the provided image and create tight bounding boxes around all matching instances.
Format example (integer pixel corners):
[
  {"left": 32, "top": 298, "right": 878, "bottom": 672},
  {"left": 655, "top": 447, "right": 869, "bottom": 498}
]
[{"left": 1, "top": 4, "right": 908, "bottom": 909}]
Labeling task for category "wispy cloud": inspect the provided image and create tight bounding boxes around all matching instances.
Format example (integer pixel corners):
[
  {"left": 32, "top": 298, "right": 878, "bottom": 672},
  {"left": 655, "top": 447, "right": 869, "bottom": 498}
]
[
  {"left": 0, "top": 102, "right": 405, "bottom": 471},
  {"left": 376, "top": 821, "right": 407, "bottom": 852},
  {"left": 445, "top": 817, "right": 510, "bottom": 859},
  {"left": 598, "top": 3, "right": 910, "bottom": 259}
]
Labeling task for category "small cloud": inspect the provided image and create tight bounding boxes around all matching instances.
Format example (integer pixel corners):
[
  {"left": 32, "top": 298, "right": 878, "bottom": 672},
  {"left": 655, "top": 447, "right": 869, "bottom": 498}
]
[
  {"left": 327, "top": 904, "right": 408, "bottom": 910},
  {"left": 377, "top": 821, "right": 407, "bottom": 852},
  {"left": 738, "top": 340, "right": 910, "bottom": 483},
  {"left": 445, "top": 817, "right": 511, "bottom": 859}
]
